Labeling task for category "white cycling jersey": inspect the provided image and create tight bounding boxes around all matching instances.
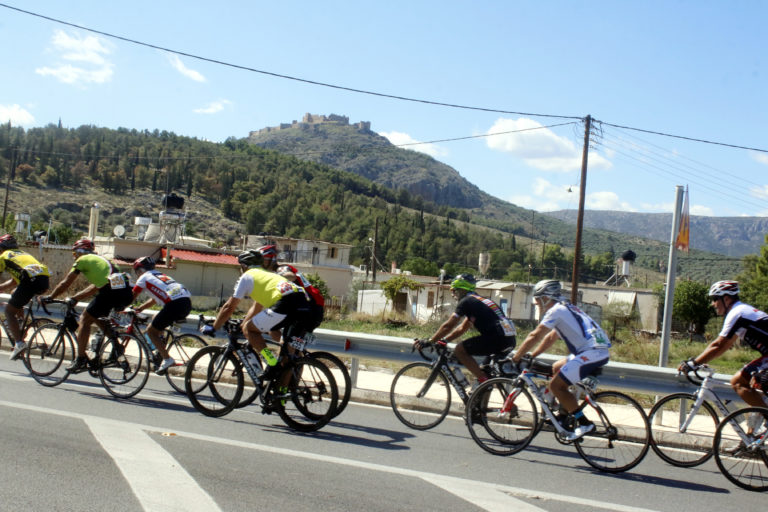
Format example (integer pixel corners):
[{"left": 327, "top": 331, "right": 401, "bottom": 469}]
[
  {"left": 133, "top": 270, "right": 191, "bottom": 305},
  {"left": 540, "top": 301, "right": 611, "bottom": 355}
]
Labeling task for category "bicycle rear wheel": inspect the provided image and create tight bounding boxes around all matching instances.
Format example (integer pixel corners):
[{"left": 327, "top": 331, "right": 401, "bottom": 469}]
[
  {"left": 713, "top": 407, "right": 768, "bottom": 492},
  {"left": 390, "top": 361, "right": 450, "bottom": 430},
  {"left": 184, "top": 345, "right": 243, "bottom": 417},
  {"left": 574, "top": 391, "right": 650, "bottom": 473},
  {"left": 466, "top": 377, "right": 539, "bottom": 456},
  {"left": 275, "top": 357, "right": 338, "bottom": 432},
  {"left": 648, "top": 392, "right": 718, "bottom": 467},
  {"left": 98, "top": 333, "right": 150, "bottom": 399},
  {"left": 164, "top": 333, "right": 207, "bottom": 395},
  {"left": 309, "top": 351, "right": 351, "bottom": 417},
  {"left": 24, "top": 323, "right": 74, "bottom": 387}
]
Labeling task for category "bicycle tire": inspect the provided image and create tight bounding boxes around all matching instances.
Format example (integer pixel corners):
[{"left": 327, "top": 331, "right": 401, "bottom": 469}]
[
  {"left": 23, "top": 317, "right": 53, "bottom": 340},
  {"left": 275, "top": 357, "right": 338, "bottom": 432},
  {"left": 309, "top": 351, "right": 351, "bottom": 417},
  {"left": 184, "top": 345, "right": 243, "bottom": 417},
  {"left": 390, "top": 361, "right": 451, "bottom": 430},
  {"left": 24, "top": 322, "right": 74, "bottom": 387},
  {"left": 164, "top": 333, "right": 207, "bottom": 395},
  {"left": 648, "top": 392, "right": 718, "bottom": 467},
  {"left": 713, "top": 406, "right": 768, "bottom": 492},
  {"left": 98, "top": 333, "right": 150, "bottom": 399},
  {"left": 574, "top": 390, "right": 650, "bottom": 473},
  {"left": 466, "top": 377, "right": 539, "bottom": 456}
]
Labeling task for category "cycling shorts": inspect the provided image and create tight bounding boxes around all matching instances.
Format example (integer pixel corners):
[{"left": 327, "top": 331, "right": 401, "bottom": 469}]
[
  {"left": 742, "top": 355, "right": 768, "bottom": 379},
  {"left": 86, "top": 285, "right": 133, "bottom": 319},
  {"left": 460, "top": 334, "right": 516, "bottom": 357},
  {"left": 557, "top": 348, "right": 610, "bottom": 386},
  {"left": 250, "top": 292, "right": 312, "bottom": 334},
  {"left": 151, "top": 297, "right": 192, "bottom": 331},
  {"left": 9, "top": 274, "right": 49, "bottom": 309}
]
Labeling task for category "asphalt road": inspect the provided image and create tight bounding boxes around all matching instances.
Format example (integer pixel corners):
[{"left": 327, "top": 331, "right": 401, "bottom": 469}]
[{"left": 0, "top": 356, "right": 763, "bottom": 511}]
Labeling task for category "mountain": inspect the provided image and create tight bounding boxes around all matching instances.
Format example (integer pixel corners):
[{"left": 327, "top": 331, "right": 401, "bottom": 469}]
[{"left": 544, "top": 210, "right": 768, "bottom": 258}]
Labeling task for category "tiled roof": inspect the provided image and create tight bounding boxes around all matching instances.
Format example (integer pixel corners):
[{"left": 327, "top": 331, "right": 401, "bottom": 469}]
[{"left": 162, "top": 248, "right": 238, "bottom": 265}]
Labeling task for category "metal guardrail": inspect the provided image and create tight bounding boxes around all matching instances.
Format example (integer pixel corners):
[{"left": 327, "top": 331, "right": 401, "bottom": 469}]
[{"left": 21, "top": 296, "right": 742, "bottom": 405}]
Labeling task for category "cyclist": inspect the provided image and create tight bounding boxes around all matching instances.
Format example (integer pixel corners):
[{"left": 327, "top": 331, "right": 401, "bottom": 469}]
[
  {"left": 200, "top": 249, "right": 311, "bottom": 378},
  {"left": 45, "top": 238, "right": 133, "bottom": 373},
  {"left": 0, "top": 234, "right": 50, "bottom": 360},
  {"left": 276, "top": 264, "right": 324, "bottom": 332},
  {"left": 258, "top": 244, "right": 279, "bottom": 272},
  {"left": 415, "top": 273, "right": 516, "bottom": 386},
  {"left": 130, "top": 256, "right": 192, "bottom": 374},
  {"left": 679, "top": 280, "right": 768, "bottom": 408},
  {"left": 511, "top": 279, "right": 611, "bottom": 441}
]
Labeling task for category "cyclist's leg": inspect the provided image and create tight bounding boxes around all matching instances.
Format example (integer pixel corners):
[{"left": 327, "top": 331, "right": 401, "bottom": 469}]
[
  {"left": 553, "top": 350, "right": 609, "bottom": 438},
  {"left": 454, "top": 336, "right": 489, "bottom": 382},
  {"left": 733, "top": 359, "right": 768, "bottom": 409},
  {"left": 149, "top": 298, "right": 191, "bottom": 360},
  {"left": 6, "top": 276, "right": 44, "bottom": 357}
]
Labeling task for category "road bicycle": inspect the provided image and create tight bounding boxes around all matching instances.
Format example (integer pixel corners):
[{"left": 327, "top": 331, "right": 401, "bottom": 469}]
[
  {"left": 712, "top": 405, "right": 768, "bottom": 491},
  {"left": 184, "top": 319, "right": 339, "bottom": 432},
  {"left": 466, "top": 356, "right": 650, "bottom": 473},
  {"left": 24, "top": 298, "right": 151, "bottom": 398},
  {"left": 115, "top": 309, "right": 207, "bottom": 395},
  {"left": 197, "top": 315, "right": 351, "bottom": 417},
  {"left": 0, "top": 297, "right": 52, "bottom": 351},
  {"left": 648, "top": 363, "right": 734, "bottom": 467},
  {"left": 389, "top": 339, "right": 514, "bottom": 430}
]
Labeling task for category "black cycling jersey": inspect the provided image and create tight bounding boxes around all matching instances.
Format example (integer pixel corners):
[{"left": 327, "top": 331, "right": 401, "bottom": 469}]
[{"left": 454, "top": 292, "right": 516, "bottom": 339}]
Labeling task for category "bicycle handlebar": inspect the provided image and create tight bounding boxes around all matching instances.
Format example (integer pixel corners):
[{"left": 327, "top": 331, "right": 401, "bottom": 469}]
[{"left": 679, "top": 363, "right": 714, "bottom": 385}]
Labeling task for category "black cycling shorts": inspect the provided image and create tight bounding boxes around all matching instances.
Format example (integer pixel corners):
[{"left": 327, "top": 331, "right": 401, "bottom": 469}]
[
  {"left": 459, "top": 334, "right": 516, "bottom": 357},
  {"left": 9, "top": 275, "right": 49, "bottom": 309},
  {"left": 86, "top": 285, "right": 133, "bottom": 319},
  {"left": 151, "top": 297, "right": 192, "bottom": 331},
  {"left": 270, "top": 292, "right": 314, "bottom": 334}
]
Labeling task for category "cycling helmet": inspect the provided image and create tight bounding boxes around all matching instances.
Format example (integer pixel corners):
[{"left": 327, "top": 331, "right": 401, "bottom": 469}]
[
  {"left": 708, "top": 280, "right": 739, "bottom": 299},
  {"left": 533, "top": 279, "right": 563, "bottom": 300},
  {"left": 237, "top": 249, "right": 263, "bottom": 268},
  {"left": 132, "top": 256, "right": 155, "bottom": 271},
  {"left": 277, "top": 264, "right": 298, "bottom": 276},
  {"left": 450, "top": 273, "right": 476, "bottom": 292},
  {"left": 257, "top": 245, "right": 278, "bottom": 259},
  {"left": 0, "top": 234, "right": 18, "bottom": 250},
  {"left": 72, "top": 238, "right": 95, "bottom": 253}
]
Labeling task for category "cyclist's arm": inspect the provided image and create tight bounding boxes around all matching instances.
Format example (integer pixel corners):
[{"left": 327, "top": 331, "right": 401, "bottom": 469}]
[
  {"left": 443, "top": 316, "right": 473, "bottom": 343},
  {"left": 428, "top": 313, "right": 462, "bottom": 343},
  {"left": 72, "top": 284, "right": 98, "bottom": 302},
  {"left": 134, "top": 298, "right": 154, "bottom": 312},
  {"left": 530, "top": 329, "right": 559, "bottom": 359},
  {"left": 512, "top": 323, "right": 552, "bottom": 363},
  {"left": 688, "top": 334, "right": 739, "bottom": 366},
  {"left": 212, "top": 296, "right": 240, "bottom": 330},
  {"left": 48, "top": 270, "right": 79, "bottom": 298},
  {"left": 0, "top": 278, "right": 15, "bottom": 293}
]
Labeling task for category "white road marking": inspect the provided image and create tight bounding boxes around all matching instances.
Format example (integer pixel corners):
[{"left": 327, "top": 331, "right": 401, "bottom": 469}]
[
  {"left": 0, "top": 400, "right": 661, "bottom": 512},
  {"left": 429, "top": 475, "right": 546, "bottom": 512}
]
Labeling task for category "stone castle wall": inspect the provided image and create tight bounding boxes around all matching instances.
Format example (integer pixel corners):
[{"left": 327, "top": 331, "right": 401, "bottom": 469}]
[{"left": 251, "top": 113, "right": 370, "bottom": 137}]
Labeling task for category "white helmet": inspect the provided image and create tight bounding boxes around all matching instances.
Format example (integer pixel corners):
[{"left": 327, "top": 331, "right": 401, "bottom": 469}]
[
  {"left": 708, "top": 280, "right": 739, "bottom": 299},
  {"left": 533, "top": 279, "right": 563, "bottom": 301}
]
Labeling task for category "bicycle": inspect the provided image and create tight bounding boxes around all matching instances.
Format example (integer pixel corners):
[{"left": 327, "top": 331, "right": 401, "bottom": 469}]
[
  {"left": 466, "top": 356, "right": 650, "bottom": 473},
  {"left": 184, "top": 319, "right": 339, "bottom": 432},
  {"left": 0, "top": 297, "right": 52, "bottom": 351},
  {"left": 24, "top": 298, "right": 151, "bottom": 398},
  {"left": 389, "top": 339, "right": 514, "bottom": 430},
  {"left": 198, "top": 315, "right": 351, "bottom": 417},
  {"left": 712, "top": 405, "right": 768, "bottom": 491},
  {"left": 117, "top": 309, "right": 207, "bottom": 395},
  {"left": 648, "top": 363, "right": 733, "bottom": 467}
]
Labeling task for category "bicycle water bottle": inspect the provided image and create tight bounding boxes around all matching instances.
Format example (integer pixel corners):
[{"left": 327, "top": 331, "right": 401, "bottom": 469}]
[
  {"left": 452, "top": 366, "right": 469, "bottom": 388},
  {"left": 91, "top": 331, "right": 104, "bottom": 353}
]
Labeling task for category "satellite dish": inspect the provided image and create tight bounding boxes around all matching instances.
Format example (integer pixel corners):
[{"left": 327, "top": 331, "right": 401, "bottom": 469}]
[{"left": 113, "top": 225, "right": 126, "bottom": 238}]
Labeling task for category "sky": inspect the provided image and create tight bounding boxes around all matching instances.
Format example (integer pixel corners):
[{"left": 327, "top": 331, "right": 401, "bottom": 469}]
[{"left": 1, "top": 1, "right": 767, "bottom": 218}]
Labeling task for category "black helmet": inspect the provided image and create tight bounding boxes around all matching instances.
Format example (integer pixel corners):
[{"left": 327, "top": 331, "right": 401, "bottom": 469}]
[
  {"left": 132, "top": 256, "right": 156, "bottom": 271},
  {"left": 237, "top": 250, "right": 263, "bottom": 268}
]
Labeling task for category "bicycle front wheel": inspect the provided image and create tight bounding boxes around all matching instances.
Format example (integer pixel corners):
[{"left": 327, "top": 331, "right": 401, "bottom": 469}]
[
  {"left": 713, "top": 407, "right": 768, "bottom": 492},
  {"left": 390, "top": 361, "right": 450, "bottom": 430},
  {"left": 164, "top": 333, "right": 207, "bottom": 395},
  {"left": 310, "top": 351, "right": 351, "bottom": 417},
  {"left": 466, "top": 377, "right": 539, "bottom": 456},
  {"left": 184, "top": 345, "right": 243, "bottom": 417},
  {"left": 648, "top": 392, "right": 718, "bottom": 467},
  {"left": 276, "top": 357, "right": 338, "bottom": 432},
  {"left": 98, "top": 333, "right": 150, "bottom": 399},
  {"left": 24, "top": 323, "right": 74, "bottom": 387},
  {"left": 574, "top": 391, "right": 650, "bottom": 473}
]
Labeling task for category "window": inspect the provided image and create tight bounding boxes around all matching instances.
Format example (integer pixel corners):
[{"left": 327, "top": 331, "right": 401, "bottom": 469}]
[
  {"left": 427, "top": 291, "right": 435, "bottom": 308},
  {"left": 328, "top": 247, "right": 337, "bottom": 259}
]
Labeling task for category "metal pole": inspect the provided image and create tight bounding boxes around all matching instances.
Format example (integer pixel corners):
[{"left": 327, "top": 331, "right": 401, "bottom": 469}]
[
  {"left": 2, "top": 147, "right": 17, "bottom": 232},
  {"left": 659, "top": 186, "right": 685, "bottom": 367},
  {"left": 571, "top": 115, "right": 591, "bottom": 304}
]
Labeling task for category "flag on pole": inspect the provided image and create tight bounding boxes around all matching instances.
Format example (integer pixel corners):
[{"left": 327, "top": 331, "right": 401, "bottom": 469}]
[{"left": 675, "top": 186, "right": 690, "bottom": 252}]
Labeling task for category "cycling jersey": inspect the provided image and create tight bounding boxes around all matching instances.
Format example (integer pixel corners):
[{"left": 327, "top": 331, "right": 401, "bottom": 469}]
[
  {"left": 0, "top": 249, "right": 49, "bottom": 283},
  {"left": 454, "top": 292, "right": 516, "bottom": 338},
  {"left": 72, "top": 254, "right": 130, "bottom": 289},
  {"left": 720, "top": 301, "right": 768, "bottom": 355},
  {"left": 232, "top": 267, "right": 299, "bottom": 307},
  {"left": 133, "top": 270, "right": 191, "bottom": 305},
  {"left": 540, "top": 301, "right": 611, "bottom": 355}
]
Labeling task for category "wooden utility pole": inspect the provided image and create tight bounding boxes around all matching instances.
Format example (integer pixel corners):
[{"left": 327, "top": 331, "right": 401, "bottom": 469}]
[
  {"left": 2, "top": 146, "right": 17, "bottom": 233},
  {"left": 371, "top": 217, "right": 379, "bottom": 283},
  {"left": 570, "top": 115, "right": 592, "bottom": 304}
]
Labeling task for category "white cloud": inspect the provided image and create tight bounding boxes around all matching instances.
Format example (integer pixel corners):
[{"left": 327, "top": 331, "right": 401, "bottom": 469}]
[
  {"left": 167, "top": 54, "right": 206, "bottom": 82},
  {"left": 509, "top": 178, "right": 577, "bottom": 211},
  {"left": 380, "top": 131, "right": 447, "bottom": 158},
  {"left": 690, "top": 205, "right": 714, "bottom": 216},
  {"left": 586, "top": 191, "right": 636, "bottom": 211},
  {"left": 35, "top": 30, "right": 113, "bottom": 85},
  {"left": 0, "top": 104, "right": 34, "bottom": 126},
  {"left": 485, "top": 117, "right": 612, "bottom": 172},
  {"left": 750, "top": 185, "right": 768, "bottom": 200},
  {"left": 193, "top": 99, "right": 232, "bottom": 114},
  {"left": 750, "top": 151, "right": 768, "bottom": 166}
]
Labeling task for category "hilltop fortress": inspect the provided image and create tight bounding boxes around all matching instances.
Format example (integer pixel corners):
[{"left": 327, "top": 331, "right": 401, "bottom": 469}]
[{"left": 250, "top": 113, "right": 371, "bottom": 137}]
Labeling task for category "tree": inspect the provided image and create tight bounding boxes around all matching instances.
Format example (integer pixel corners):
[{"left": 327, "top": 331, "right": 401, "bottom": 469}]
[
  {"left": 380, "top": 275, "right": 420, "bottom": 318},
  {"left": 672, "top": 280, "right": 713, "bottom": 340},
  {"left": 401, "top": 257, "right": 439, "bottom": 277},
  {"left": 738, "top": 236, "right": 768, "bottom": 311}
]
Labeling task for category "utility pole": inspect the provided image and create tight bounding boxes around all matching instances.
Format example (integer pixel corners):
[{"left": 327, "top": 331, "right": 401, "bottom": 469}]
[
  {"left": 371, "top": 217, "right": 379, "bottom": 283},
  {"left": 571, "top": 115, "right": 591, "bottom": 304},
  {"left": 2, "top": 146, "right": 17, "bottom": 233}
]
